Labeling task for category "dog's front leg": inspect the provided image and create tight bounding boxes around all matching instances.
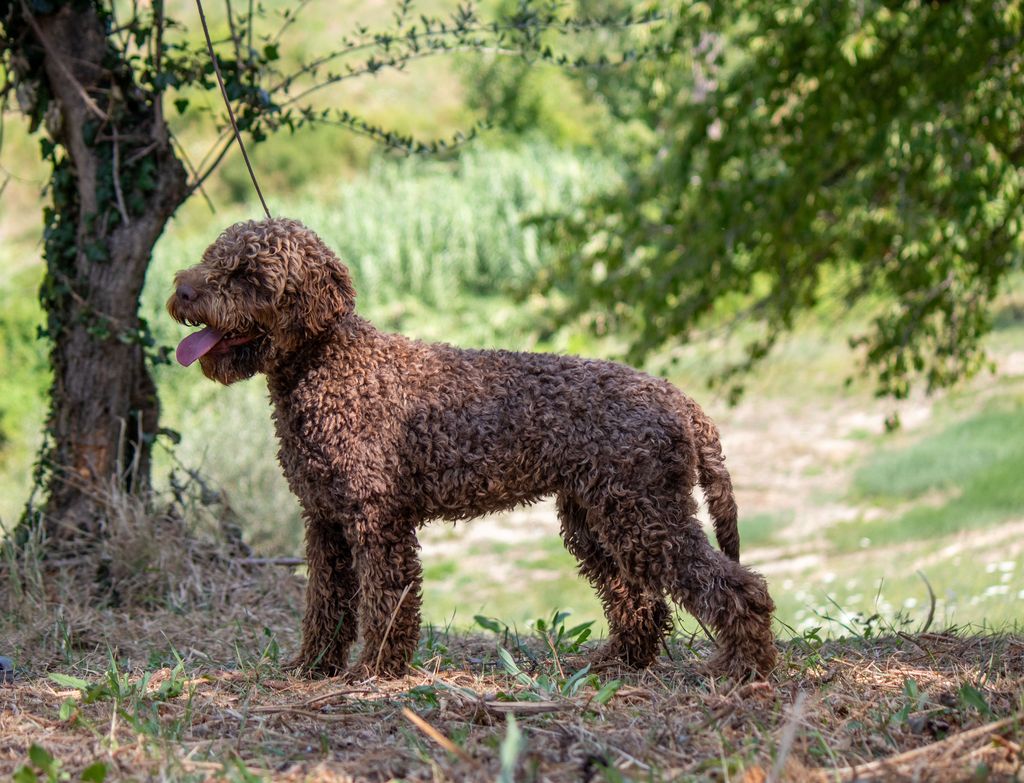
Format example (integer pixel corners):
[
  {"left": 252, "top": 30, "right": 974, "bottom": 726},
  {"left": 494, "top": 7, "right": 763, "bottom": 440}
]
[
  {"left": 347, "top": 511, "right": 423, "bottom": 678},
  {"left": 296, "top": 517, "right": 359, "bottom": 675}
]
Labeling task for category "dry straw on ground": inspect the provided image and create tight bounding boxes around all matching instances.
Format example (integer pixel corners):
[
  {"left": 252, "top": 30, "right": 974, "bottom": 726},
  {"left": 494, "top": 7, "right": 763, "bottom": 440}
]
[{"left": 1, "top": 491, "right": 1023, "bottom": 782}]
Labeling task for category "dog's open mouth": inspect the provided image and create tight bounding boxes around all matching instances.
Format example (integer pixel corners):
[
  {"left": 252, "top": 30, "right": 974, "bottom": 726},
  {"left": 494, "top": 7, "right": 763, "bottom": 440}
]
[{"left": 176, "top": 326, "right": 257, "bottom": 367}]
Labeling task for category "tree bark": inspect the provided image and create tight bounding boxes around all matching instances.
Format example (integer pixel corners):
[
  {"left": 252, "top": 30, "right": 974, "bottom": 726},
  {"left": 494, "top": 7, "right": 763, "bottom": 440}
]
[{"left": 19, "top": 4, "right": 188, "bottom": 537}]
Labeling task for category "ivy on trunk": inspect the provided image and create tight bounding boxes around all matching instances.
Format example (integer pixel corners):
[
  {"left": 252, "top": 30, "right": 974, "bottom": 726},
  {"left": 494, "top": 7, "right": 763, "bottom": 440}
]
[{"left": 8, "top": 2, "right": 187, "bottom": 536}]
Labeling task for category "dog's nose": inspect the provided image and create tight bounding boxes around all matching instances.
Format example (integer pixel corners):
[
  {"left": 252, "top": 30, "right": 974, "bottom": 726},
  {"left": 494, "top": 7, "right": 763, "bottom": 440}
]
[{"left": 176, "top": 283, "right": 198, "bottom": 303}]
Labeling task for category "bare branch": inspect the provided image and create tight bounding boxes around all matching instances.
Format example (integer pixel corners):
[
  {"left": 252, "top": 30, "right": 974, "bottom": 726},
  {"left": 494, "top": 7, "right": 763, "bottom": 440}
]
[
  {"left": 269, "top": 9, "right": 667, "bottom": 95},
  {"left": 269, "top": 0, "right": 315, "bottom": 46},
  {"left": 17, "top": 0, "right": 109, "bottom": 122},
  {"left": 223, "top": 0, "right": 243, "bottom": 73},
  {"left": 169, "top": 131, "right": 217, "bottom": 213},
  {"left": 111, "top": 125, "right": 131, "bottom": 226},
  {"left": 279, "top": 46, "right": 525, "bottom": 109},
  {"left": 186, "top": 133, "right": 234, "bottom": 198}
]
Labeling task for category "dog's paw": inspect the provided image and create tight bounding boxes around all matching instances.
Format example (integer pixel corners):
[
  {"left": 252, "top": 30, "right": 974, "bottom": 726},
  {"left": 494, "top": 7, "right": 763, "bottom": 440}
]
[
  {"left": 283, "top": 652, "right": 348, "bottom": 679},
  {"left": 350, "top": 655, "right": 411, "bottom": 681},
  {"left": 706, "top": 645, "right": 778, "bottom": 682},
  {"left": 586, "top": 641, "right": 659, "bottom": 672}
]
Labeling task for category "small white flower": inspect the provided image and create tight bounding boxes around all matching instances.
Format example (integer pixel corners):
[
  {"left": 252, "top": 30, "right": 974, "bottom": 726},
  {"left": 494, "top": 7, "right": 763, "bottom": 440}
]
[
  {"left": 903, "top": 597, "right": 918, "bottom": 609},
  {"left": 999, "top": 561, "right": 1016, "bottom": 572}
]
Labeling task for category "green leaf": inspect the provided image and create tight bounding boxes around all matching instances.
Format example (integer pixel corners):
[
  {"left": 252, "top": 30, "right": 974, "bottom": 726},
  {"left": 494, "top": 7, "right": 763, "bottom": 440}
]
[
  {"left": 12, "top": 766, "right": 38, "bottom": 783},
  {"left": 958, "top": 684, "right": 993, "bottom": 718},
  {"left": 566, "top": 621, "right": 595, "bottom": 638},
  {"left": 498, "top": 713, "right": 524, "bottom": 783},
  {"left": 496, "top": 646, "right": 533, "bottom": 687},
  {"left": 80, "top": 761, "right": 108, "bottom": 782},
  {"left": 496, "top": 646, "right": 522, "bottom": 677},
  {"left": 592, "top": 679, "right": 622, "bottom": 706},
  {"left": 58, "top": 698, "right": 77, "bottom": 722},
  {"left": 27, "top": 745, "right": 53, "bottom": 770},
  {"left": 474, "top": 615, "right": 504, "bottom": 634},
  {"left": 561, "top": 664, "right": 592, "bottom": 696},
  {"left": 49, "top": 673, "right": 91, "bottom": 691}
]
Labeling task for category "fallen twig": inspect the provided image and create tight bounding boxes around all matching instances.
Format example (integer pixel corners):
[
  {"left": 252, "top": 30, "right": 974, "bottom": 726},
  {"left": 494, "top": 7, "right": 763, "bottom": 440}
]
[
  {"left": 402, "top": 706, "right": 476, "bottom": 764},
  {"left": 823, "top": 714, "right": 1022, "bottom": 780},
  {"left": 768, "top": 691, "right": 806, "bottom": 783},
  {"left": 236, "top": 557, "right": 305, "bottom": 567}
]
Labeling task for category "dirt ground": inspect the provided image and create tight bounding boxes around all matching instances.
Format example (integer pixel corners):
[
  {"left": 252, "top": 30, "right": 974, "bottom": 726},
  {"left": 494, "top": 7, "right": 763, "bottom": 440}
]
[{"left": 2, "top": 597, "right": 1023, "bottom": 782}]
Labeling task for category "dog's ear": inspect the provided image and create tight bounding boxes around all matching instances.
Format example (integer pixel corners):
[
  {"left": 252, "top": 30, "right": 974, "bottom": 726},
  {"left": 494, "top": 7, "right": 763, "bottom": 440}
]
[
  {"left": 268, "top": 223, "right": 355, "bottom": 347},
  {"left": 288, "top": 245, "right": 356, "bottom": 334}
]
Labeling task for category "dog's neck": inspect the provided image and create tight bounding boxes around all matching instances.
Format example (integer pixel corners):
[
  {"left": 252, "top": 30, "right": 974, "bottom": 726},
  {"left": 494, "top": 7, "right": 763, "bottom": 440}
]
[{"left": 265, "top": 313, "right": 376, "bottom": 400}]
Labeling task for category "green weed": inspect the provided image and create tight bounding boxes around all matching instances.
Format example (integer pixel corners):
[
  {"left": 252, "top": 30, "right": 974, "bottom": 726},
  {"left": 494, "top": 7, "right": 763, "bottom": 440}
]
[
  {"left": 13, "top": 745, "right": 109, "bottom": 783},
  {"left": 50, "top": 653, "right": 193, "bottom": 742}
]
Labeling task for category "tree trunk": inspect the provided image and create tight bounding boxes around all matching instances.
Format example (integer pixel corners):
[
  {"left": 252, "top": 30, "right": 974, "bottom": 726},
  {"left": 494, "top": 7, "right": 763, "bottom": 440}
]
[{"left": 20, "top": 4, "right": 188, "bottom": 537}]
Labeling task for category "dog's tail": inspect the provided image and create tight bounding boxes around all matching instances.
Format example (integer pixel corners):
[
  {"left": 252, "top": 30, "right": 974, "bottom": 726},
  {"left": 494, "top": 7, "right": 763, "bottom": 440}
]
[{"left": 687, "top": 399, "right": 740, "bottom": 562}]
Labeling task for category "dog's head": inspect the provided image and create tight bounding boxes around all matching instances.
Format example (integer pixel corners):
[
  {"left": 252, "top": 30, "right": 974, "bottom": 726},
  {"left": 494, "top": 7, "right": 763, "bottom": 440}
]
[{"left": 167, "top": 218, "right": 355, "bottom": 384}]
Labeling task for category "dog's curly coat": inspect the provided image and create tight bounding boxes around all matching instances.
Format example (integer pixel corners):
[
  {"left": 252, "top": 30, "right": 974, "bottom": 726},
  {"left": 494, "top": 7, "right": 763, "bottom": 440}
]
[{"left": 168, "top": 218, "right": 777, "bottom": 679}]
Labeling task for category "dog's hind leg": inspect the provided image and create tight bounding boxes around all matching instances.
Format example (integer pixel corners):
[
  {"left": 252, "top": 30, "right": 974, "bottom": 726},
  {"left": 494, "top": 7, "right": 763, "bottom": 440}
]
[
  {"left": 666, "top": 522, "right": 777, "bottom": 678},
  {"left": 557, "top": 493, "right": 671, "bottom": 668},
  {"left": 594, "top": 500, "right": 777, "bottom": 679},
  {"left": 298, "top": 518, "right": 359, "bottom": 675}
]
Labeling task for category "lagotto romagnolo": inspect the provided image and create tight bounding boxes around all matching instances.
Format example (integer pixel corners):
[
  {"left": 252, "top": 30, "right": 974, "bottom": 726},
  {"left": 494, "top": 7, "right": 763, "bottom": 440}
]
[{"left": 168, "top": 218, "right": 777, "bottom": 679}]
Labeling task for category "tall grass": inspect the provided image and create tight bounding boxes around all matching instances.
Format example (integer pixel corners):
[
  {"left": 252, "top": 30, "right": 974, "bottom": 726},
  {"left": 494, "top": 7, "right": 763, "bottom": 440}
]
[{"left": 147, "top": 143, "right": 618, "bottom": 319}]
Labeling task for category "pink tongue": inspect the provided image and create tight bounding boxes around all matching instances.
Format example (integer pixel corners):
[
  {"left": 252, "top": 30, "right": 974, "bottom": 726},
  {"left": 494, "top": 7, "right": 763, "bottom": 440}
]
[{"left": 176, "top": 327, "right": 224, "bottom": 366}]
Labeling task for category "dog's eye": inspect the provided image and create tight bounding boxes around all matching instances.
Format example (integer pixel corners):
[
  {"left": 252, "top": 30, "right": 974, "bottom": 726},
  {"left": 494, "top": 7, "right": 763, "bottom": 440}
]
[
  {"left": 228, "top": 265, "right": 276, "bottom": 299},
  {"left": 228, "top": 264, "right": 260, "bottom": 285}
]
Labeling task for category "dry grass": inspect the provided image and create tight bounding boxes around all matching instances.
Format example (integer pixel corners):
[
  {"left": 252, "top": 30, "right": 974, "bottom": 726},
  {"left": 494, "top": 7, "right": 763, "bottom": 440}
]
[
  {"left": 2, "top": 627, "right": 1023, "bottom": 782},
  {"left": 1, "top": 494, "right": 1023, "bottom": 782}
]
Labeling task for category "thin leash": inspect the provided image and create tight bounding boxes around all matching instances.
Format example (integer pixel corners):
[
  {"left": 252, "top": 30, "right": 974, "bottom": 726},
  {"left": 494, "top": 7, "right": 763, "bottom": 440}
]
[{"left": 194, "top": 0, "right": 272, "bottom": 219}]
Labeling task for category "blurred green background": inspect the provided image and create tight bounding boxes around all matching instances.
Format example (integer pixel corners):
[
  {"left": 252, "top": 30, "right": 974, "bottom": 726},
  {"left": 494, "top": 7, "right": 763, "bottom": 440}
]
[{"left": 2, "top": 0, "right": 1023, "bottom": 640}]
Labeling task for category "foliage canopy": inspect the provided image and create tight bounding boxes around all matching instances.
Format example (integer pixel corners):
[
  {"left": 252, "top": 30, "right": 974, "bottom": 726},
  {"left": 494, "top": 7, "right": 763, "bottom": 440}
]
[{"left": 547, "top": 0, "right": 1024, "bottom": 401}]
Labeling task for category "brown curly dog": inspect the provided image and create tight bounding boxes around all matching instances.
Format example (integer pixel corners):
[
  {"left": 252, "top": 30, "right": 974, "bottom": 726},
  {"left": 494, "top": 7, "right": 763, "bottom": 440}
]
[{"left": 167, "top": 218, "right": 777, "bottom": 679}]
